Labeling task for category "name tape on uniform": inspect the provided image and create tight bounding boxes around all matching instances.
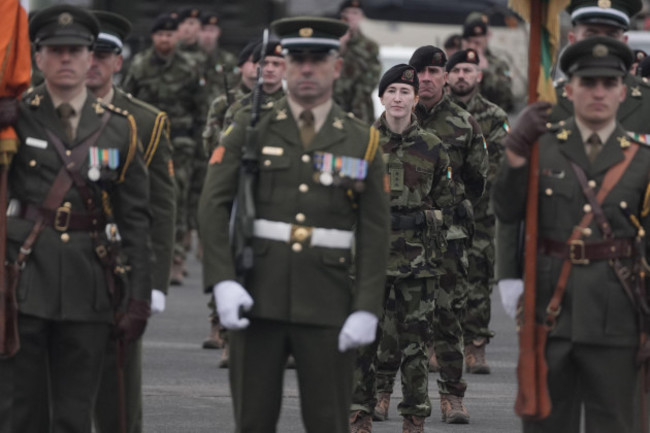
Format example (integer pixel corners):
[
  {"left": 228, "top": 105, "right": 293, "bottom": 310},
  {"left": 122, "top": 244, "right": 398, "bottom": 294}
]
[{"left": 26, "top": 137, "right": 48, "bottom": 149}]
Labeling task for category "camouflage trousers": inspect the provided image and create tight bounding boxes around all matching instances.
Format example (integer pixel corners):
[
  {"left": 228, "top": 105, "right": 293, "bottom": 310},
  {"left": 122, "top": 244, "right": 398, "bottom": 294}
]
[
  {"left": 187, "top": 144, "right": 208, "bottom": 232},
  {"left": 171, "top": 138, "right": 195, "bottom": 260},
  {"left": 351, "top": 277, "right": 436, "bottom": 418},
  {"left": 464, "top": 222, "right": 496, "bottom": 344}
]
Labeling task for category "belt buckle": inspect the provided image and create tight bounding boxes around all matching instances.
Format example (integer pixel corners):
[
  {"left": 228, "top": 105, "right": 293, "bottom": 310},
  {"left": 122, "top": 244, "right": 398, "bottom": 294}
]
[
  {"left": 569, "top": 239, "right": 589, "bottom": 265},
  {"left": 54, "top": 203, "right": 72, "bottom": 232},
  {"left": 290, "top": 224, "right": 313, "bottom": 244}
]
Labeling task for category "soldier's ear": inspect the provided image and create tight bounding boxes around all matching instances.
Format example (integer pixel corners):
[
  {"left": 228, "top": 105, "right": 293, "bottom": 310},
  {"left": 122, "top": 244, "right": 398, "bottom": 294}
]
[
  {"left": 564, "top": 80, "right": 574, "bottom": 101},
  {"left": 477, "top": 70, "right": 483, "bottom": 83},
  {"left": 115, "top": 54, "right": 124, "bottom": 74},
  {"left": 413, "top": 94, "right": 419, "bottom": 108}
]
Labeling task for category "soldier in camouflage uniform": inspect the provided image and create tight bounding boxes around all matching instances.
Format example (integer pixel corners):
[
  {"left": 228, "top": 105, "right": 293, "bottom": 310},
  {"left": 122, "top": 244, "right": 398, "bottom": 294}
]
[
  {"left": 461, "top": 13, "right": 514, "bottom": 113},
  {"left": 349, "top": 64, "right": 451, "bottom": 433},
  {"left": 446, "top": 49, "right": 509, "bottom": 374},
  {"left": 334, "top": 0, "right": 382, "bottom": 124},
  {"left": 374, "top": 46, "right": 488, "bottom": 425},
  {"left": 122, "top": 13, "right": 205, "bottom": 286}
]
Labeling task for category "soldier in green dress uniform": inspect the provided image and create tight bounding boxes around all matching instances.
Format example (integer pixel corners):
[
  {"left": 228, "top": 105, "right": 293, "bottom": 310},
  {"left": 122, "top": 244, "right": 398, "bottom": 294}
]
[
  {"left": 0, "top": 5, "right": 151, "bottom": 433},
  {"left": 198, "top": 17, "right": 389, "bottom": 433},
  {"left": 86, "top": 11, "right": 176, "bottom": 433}
]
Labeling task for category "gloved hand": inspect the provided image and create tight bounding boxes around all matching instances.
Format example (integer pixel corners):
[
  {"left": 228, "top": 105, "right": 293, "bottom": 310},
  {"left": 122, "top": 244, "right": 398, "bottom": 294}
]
[
  {"left": 504, "top": 101, "right": 552, "bottom": 159},
  {"left": 0, "top": 97, "right": 18, "bottom": 129},
  {"left": 498, "top": 279, "right": 524, "bottom": 320},
  {"left": 338, "top": 310, "right": 379, "bottom": 352},
  {"left": 116, "top": 298, "right": 151, "bottom": 343},
  {"left": 151, "top": 289, "right": 166, "bottom": 315},
  {"left": 213, "top": 280, "right": 254, "bottom": 330}
]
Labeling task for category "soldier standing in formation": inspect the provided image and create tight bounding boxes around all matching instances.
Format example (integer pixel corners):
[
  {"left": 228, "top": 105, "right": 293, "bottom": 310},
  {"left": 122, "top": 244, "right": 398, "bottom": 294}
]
[
  {"left": 86, "top": 11, "right": 176, "bottom": 433},
  {"left": 0, "top": 5, "right": 151, "bottom": 432},
  {"left": 461, "top": 12, "right": 515, "bottom": 113},
  {"left": 495, "top": 35, "right": 649, "bottom": 433},
  {"left": 446, "top": 48, "right": 509, "bottom": 374},
  {"left": 348, "top": 64, "right": 451, "bottom": 433},
  {"left": 334, "top": 0, "right": 382, "bottom": 124},
  {"left": 122, "top": 13, "right": 205, "bottom": 286},
  {"left": 199, "top": 16, "right": 389, "bottom": 433}
]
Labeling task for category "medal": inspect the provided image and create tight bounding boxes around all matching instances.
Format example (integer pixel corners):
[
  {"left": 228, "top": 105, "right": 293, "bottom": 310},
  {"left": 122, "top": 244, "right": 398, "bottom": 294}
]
[
  {"left": 319, "top": 172, "right": 333, "bottom": 186},
  {"left": 88, "top": 166, "right": 100, "bottom": 181},
  {"left": 88, "top": 147, "right": 101, "bottom": 181}
]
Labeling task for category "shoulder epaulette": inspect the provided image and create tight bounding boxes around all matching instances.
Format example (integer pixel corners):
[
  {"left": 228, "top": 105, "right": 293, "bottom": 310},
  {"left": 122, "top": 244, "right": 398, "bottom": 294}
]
[
  {"left": 124, "top": 92, "right": 163, "bottom": 116},
  {"left": 545, "top": 120, "right": 566, "bottom": 133},
  {"left": 98, "top": 100, "right": 129, "bottom": 117}
]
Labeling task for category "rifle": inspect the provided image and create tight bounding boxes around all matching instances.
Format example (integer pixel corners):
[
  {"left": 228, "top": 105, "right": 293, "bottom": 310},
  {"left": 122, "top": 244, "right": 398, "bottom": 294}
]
[{"left": 231, "top": 29, "right": 269, "bottom": 280}]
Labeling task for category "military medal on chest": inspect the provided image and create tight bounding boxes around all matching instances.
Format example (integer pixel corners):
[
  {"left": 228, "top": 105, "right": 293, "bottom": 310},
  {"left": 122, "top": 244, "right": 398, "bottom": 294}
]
[
  {"left": 88, "top": 147, "right": 119, "bottom": 181},
  {"left": 313, "top": 151, "right": 368, "bottom": 191}
]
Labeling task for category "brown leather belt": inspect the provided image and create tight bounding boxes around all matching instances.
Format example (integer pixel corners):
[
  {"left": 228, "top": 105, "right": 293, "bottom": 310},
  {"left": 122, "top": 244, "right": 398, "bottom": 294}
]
[
  {"left": 539, "top": 237, "right": 634, "bottom": 265},
  {"left": 19, "top": 202, "right": 105, "bottom": 232}
]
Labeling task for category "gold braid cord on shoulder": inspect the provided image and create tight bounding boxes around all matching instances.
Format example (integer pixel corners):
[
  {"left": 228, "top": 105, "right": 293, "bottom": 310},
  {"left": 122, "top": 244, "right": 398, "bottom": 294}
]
[
  {"left": 143, "top": 111, "right": 168, "bottom": 167},
  {"left": 642, "top": 182, "right": 650, "bottom": 218},
  {"left": 118, "top": 114, "right": 139, "bottom": 183},
  {"left": 363, "top": 126, "right": 380, "bottom": 162}
]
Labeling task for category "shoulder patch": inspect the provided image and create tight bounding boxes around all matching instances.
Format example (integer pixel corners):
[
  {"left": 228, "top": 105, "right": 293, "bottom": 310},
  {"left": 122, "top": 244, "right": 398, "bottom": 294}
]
[
  {"left": 209, "top": 145, "right": 226, "bottom": 165},
  {"left": 626, "top": 131, "right": 650, "bottom": 146}
]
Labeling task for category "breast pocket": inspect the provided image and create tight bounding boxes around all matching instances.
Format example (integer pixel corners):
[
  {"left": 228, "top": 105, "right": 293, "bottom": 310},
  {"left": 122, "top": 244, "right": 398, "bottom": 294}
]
[
  {"left": 257, "top": 154, "right": 291, "bottom": 203},
  {"left": 539, "top": 176, "right": 575, "bottom": 230}
]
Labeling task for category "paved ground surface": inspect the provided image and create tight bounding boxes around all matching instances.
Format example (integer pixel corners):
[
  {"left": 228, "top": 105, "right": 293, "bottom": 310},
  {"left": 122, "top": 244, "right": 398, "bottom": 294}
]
[{"left": 141, "top": 242, "right": 522, "bottom": 432}]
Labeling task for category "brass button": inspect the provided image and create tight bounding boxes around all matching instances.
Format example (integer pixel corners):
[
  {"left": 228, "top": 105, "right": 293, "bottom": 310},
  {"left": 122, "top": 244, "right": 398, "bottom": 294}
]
[
  {"left": 293, "top": 227, "right": 309, "bottom": 242},
  {"left": 291, "top": 242, "right": 303, "bottom": 252},
  {"left": 295, "top": 213, "right": 306, "bottom": 223},
  {"left": 302, "top": 154, "right": 311, "bottom": 163},
  {"left": 63, "top": 202, "right": 72, "bottom": 208},
  {"left": 583, "top": 204, "right": 592, "bottom": 213},
  {"left": 582, "top": 227, "right": 592, "bottom": 237},
  {"left": 299, "top": 184, "right": 309, "bottom": 193},
  {"left": 60, "top": 233, "right": 70, "bottom": 243},
  {"left": 339, "top": 257, "right": 346, "bottom": 264},
  {"left": 29, "top": 160, "right": 37, "bottom": 167},
  {"left": 545, "top": 188, "right": 553, "bottom": 196},
  {"left": 65, "top": 150, "right": 72, "bottom": 156},
  {"left": 264, "top": 159, "right": 271, "bottom": 167},
  {"left": 588, "top": 180, "right": 596, "bottom": 188},
  {"left": 620, "top": 201, "right": 628, "bottom": 209}
]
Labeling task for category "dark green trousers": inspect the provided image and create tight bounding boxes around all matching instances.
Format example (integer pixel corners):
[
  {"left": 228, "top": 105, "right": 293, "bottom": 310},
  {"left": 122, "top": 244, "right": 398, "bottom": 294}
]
[
  {"left": 94, "top": 338, "right": 143, "bottom": 433},
  {"left": 523, "top": 339, "right": 640, "bottom": 433},
  {"left": 229, "top": 318, "right": 355, "bottom": 433},
  {"left": 0, "top": 313, "right": 110, "bottom": 433}
]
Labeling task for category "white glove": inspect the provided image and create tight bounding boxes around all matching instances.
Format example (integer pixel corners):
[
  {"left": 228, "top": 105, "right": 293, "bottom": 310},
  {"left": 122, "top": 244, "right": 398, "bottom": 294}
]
[
  {"left": 213, "top": 280, "right": 254, "bottom": 330},
  {"left": 498, "top": 279, "right": 524, "bottom": 320},
  {"left": 338, "top": 311, "right": 379, "bottom": 352},
  {"left": 151, "top": 289, "right": 166, "bottom": 315}
]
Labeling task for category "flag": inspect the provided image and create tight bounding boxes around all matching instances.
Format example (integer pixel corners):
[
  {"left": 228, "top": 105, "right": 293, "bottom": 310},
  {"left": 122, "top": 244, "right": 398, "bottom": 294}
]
[
  {"left": 0, "top": 0, "right": 31, "bottom": 165},
  {"left": 509, "top": 0, "right": 569, "bottom": 103}
]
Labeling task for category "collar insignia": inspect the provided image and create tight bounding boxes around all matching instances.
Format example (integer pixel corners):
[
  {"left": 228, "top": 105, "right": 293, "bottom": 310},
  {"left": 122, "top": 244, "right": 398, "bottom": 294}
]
[
  {"left": 30, "top": 94, "right": 42, "bottom": 107},
  {"left": 618, "top": 136, "right": 631, "bottom": 148},
  {"left": 333, "top": 117, "right": 344, "bottom": 130},
  {"left": 631, "top": 86, "right": 642, "bottom": 97},
  {"left": 556, "top": 128, "right": 571, "bottom": 141},
  {"left": 275, "top": 109, "right": 287, "bottom": 121}
]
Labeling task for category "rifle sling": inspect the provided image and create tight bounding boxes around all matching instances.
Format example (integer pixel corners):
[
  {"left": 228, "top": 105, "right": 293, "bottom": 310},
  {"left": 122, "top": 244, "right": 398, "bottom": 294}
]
[{"left": 544, "top": 143, "right": 639, "bottom": 330}]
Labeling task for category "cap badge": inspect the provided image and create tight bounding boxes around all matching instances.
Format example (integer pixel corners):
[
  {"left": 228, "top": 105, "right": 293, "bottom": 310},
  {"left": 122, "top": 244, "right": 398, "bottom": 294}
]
[
  {"left": 274, "top": 44, "right": 282, "bottom": 55},
  {"left": 433, "top": 52, "right": 442, "bottom": 64},
  {"left": 474, "top": 25, "right": 483, "bottom": 35},
  {"left": 402, "top": 69, "right": 414, "bottom": 81},
  {"left": 299, "top": 27, "right": 314, "bottom": 38},
  {"left": 467, "top": 50, "right": 476, "bottom": 60},
  {"left": 598, "top": 0, "right": 612, "bottom": 8},
  {"left": 58, "top": 12, "right": 73, "bottom": 26},
  {"left": 593, "top": 44, "right": 608, "bottom": 57}
]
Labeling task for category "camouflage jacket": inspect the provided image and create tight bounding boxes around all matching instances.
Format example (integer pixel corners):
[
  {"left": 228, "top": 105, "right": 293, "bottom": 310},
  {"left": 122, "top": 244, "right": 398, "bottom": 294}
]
[
  {"left": 121, "top": 48, "right": 205, "bottom": 142},
  {"left": 376, "top": 114, "right": 452, "bottom": 278},
  {"left": 333, "top": 31, "right": 381, "bottom": 124},
  {"left": 452, "top": 90, "right": 509, "bottom": 224},
  {"left": 202, "top": 83, "right": 252, "bottom": 154},
  {"left": 204, "top": 47, "right": 240, "bottom": 106},
  {"left": 415, "top": 94, "right": 488, "bottom": 240},
  {"left": 480, "top": 50, "right": 514, "bottom": 113}
]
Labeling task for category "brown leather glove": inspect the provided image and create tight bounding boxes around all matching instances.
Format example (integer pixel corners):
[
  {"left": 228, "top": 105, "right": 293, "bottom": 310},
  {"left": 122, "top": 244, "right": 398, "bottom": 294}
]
[
  {"left": 0, "top": 97, "right": 18, "bottom": 129},
  {"left": 116, "top": 298, "right": 151, "bottom": 343},
  {"left": 504, "top": 101, "right": 552, "bottom": 159}
]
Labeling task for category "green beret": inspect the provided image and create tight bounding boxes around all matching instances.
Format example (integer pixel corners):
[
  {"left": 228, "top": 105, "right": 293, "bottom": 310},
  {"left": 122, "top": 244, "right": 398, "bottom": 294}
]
[
  {"left": 566, "top": 0, "right": 642, "bottom": 30},
  {"left": 409, "top": 45, "right": 447, "bottom": 71},
  {"left": 560, "top": 35, "right": 633, "bottom": 77},
  {"left": 178, "top": 7, "right": 202, "bottom": 22},
  {"left": 201, "top": 12, "right": 220, "bottom": 27},
  {"left": 446, "top": 49, "right": 480, "bottom": 72},
  {"left": 29, "top": 4, "right": 99, "bottom": 48},
  {"left": 271, "top": 17, "right": 348, "bottom": 53},
  {"left": 93, "top": 11, "right": 131, "bottom": 53},
  {"left": 378, "top": 64, "right": 419, "bottom": 97},
  {"left": 151, "top": 13, "right": 178, "bottom": 33}
]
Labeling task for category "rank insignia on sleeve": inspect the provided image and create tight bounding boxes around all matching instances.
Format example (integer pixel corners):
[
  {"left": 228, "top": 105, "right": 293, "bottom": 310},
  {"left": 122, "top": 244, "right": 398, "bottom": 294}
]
[
  {"left": 333, "top": 118, "right": 344, "bottom": 130},
  {"left": 275, "top": 109, "right": 287, "bottom": 121},
  {"left": 556, "top": 129, "right": 571, "bottom": 141},
  {"left": 209, "top": 145, "right": 226, "bottom": 165}
]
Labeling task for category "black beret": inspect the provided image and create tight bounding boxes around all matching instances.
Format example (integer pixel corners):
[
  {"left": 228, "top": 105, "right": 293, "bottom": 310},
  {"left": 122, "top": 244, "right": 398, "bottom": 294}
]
[
  {"left": 409, "top": 45, "right": 447, "bottom": 72},
  {"left": 560, "top": 35, "right": 633, "bottom": 77},
  {"left": 378, "top": 64, "right": 419, "bottom": 97},
  {"left": 444, "top": 34, "right": 462, "bottom": 51},
  {"left": 463, "top": 18, "right": 488, "bottom": 39},
  {"left": 93, "top": 11, "right": 131, "bottom": 53},
  {"left": 30, "top": 4, "right": 99, "bottom": 47},
  {"left": 254, "top": 39, "right": 284, "bottom": 60},
  {"left": 637, "top": 55, "right": 650, "bottom": 78},
  {"left": 271, "top": 17, "right": 348, "bottom": 54},
  {"left": 567, "top": 0, "right": 642, "bottom": 30},
  {"left": 446, "top": 49, "right": 480, "bottom": 72},
  {"left": 178, "top": 7, "right": 202, "bottom": 22},
  {"left": 634, "top": 49, "right": 647, "bottom": 62},
  {"left": 339, "top": 0, "right": 364, "bottom": 13},
  {"left": 238, "top": 39, "right": 261, "bottom": 66},
  {"left": 151, "top": 13, "right": 178, "bottom": 33},
  {"left": 201, "top": 12, "right": 219, "bottom": 27}
]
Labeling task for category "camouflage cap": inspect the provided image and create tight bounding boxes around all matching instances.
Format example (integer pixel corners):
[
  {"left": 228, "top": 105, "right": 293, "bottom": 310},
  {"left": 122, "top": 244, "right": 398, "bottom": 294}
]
[
  {"left": 409, "top": 45, "right": 447, "bottom": 72},
  {"left": 378, "top": 64, "right": 419, "bottom": 97},
  {"left": 178, "top": 7, "right": 202, "bottom": 22},
  {"left": 445, "top": 49, "right": 480, "bottom": 72},
  {"left": 462, "top": 13, "right": 489, "bottom": 39},
  {"left": 560, "top": 35, "right": 633, "bottom": 77},
  {"left": 566, "top": 0, "right": 642, "bottom": 30},
  {"left": 93, "top": 11, "right": 131, "bottom": 53},
  {"left": 271, "top": 16, "right": 349, "bottom": 54},
  {"left": 201, "top": 11, "right": 219, "bottom": 27},
  {"left": 30, "top": 4, "right": 99, "bottom": 47},
  {"left": 339, "top": 0, "right": 364, "bottom": 13},
  {"left": 151, "top": 13, "right": 178, "bottom": 33}
]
